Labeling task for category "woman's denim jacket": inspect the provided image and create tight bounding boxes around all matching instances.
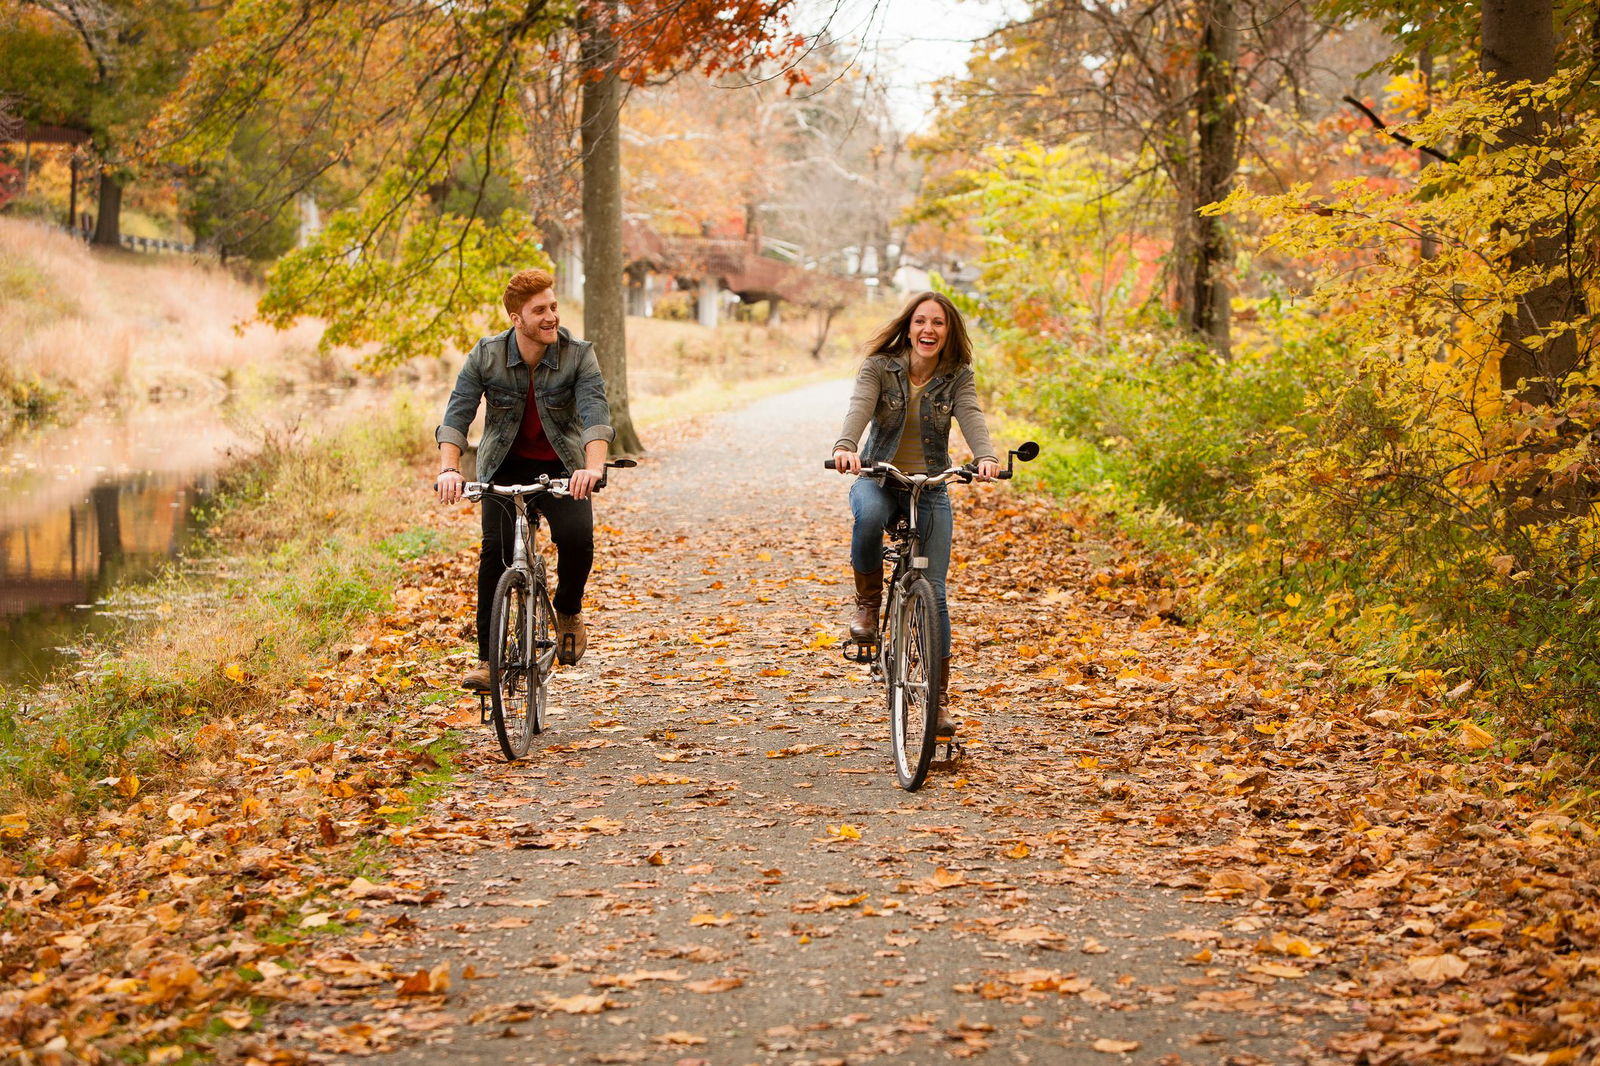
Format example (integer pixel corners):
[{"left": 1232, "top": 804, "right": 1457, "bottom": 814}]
[
  {"left": 435, "top": 326, "right": 614, "bottom": 480},
  {"left": 833, "top": 353, "right": 996, "bottom": 471}
]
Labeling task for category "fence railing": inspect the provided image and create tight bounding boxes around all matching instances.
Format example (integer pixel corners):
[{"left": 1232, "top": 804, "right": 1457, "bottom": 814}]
[
  {"left": 6, "top": 213, "right": 203, "bottom": 255},
  {"left": 118, "top": 232, "right": 197, "bottom": 254}
]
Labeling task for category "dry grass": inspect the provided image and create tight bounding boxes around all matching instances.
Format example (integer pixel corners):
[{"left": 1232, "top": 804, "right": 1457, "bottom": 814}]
[
  {"left": 577, "top": 301, "right": 891, "bottom": 429},
  {"left": 2, "top": 214, "right": 923, "bottom": 483},
  {"left": 3, "top": 212, "right": 896, "bottom": 428},
  {"left": 0, "top": 217, "right": 357, "bottom": 412}
]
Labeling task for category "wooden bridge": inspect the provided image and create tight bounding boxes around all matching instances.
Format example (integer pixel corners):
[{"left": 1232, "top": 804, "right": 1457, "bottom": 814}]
[{"left": 621, "top": 224, "right": 861, "bottom": 327}]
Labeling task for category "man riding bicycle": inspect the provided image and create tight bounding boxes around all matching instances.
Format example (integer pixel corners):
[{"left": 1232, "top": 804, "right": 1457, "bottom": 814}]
[{"left": 434, "top": 268, "right": 614, "bottom": 692}]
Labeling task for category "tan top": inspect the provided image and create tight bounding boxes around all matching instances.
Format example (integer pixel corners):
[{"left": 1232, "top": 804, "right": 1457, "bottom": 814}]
[
  {"left": 832, "top": 354, "right": 997, "bottom": 467},
  {"left": 890, "top": 377, "right": 930, "bottom": 472}
]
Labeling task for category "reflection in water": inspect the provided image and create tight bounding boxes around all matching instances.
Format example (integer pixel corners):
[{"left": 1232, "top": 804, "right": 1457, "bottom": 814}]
[
  {"left": 0, "top": 471, "right": 211, "bottom": 686},
  {"left": 0, "top": 387, "right": 388, "bottom": 691}
]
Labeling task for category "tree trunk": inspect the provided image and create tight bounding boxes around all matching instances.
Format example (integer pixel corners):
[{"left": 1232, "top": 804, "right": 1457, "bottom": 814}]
[
  {"left": 1484, "top": 0, "right": 1563, "bottom": 404},
  {"left": 1482, "top": 0, "right": 1588, "bottom": 524},
  {"left": 1191, "top": 0, "right": 1238, "bottom": 357},
  {"left": 873, "top": 220, "right": 896, "bottom": 293},
  {"left": 68, "top": 154, "right": 80, "bottom": 235},
  {"left": 579, "top": 2, "right": 643, "bottom": 455},
  {"left": 91, "top": 170, "right": 122, "bottom": 248}
]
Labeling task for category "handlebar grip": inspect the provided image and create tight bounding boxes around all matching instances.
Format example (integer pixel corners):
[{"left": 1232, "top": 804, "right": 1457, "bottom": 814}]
[
  {"left": 823, "top": 459, "right": 839, "bottom": 469},
  {"left": 997, "top": 470, "right": 1014, "bottom": 480}
]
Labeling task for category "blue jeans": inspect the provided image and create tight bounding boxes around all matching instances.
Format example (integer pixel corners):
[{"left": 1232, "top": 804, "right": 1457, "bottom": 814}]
[{"left": 850, "top": 478, "right": 953, "bottom": 659}]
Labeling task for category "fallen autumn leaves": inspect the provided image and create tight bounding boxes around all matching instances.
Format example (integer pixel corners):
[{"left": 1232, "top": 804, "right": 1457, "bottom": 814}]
[
  {"left": 5, "top": 418, "right": 1600, "bottom": 1064},
  {"left": 943, "top": 492, "right": 1600, "bottom": 1064},
  {"left": 0, "top": 543, "right": 488, "bottom": 1064}
]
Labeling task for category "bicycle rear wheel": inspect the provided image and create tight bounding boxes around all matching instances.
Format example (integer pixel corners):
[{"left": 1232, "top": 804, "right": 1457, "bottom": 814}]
[
  {"left": 888, "top": 576, "right": 943, "bottom": 791},
  {"left": 488, "top": 568, "right": 538, "bottom": 760}
]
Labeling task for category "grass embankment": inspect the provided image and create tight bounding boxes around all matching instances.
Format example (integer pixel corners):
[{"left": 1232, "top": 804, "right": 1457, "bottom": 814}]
[
  {"left": 0, "top": 217, "right": 360, "bottom": 425},
  {"left": 983, "top": 349, "right": 1600, "bottom": 798},
  {"left": 0, "top": 393, "right": 450, "bottom": 810}
]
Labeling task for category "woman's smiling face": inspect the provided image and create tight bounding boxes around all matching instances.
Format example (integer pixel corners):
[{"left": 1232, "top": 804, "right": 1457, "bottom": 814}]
[{"left": 909, "top": 299, "right": 948, "bottom": 361}]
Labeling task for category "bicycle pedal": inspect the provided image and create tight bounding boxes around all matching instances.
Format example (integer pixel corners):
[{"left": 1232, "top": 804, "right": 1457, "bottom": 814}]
[{"left": 840, "top": 638, "right": 880, "bottom": 664}]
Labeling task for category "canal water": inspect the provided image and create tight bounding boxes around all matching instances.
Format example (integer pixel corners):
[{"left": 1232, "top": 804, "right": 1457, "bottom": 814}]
[{"left": 0, "top": 388, "right": 385, "bottom": 691}]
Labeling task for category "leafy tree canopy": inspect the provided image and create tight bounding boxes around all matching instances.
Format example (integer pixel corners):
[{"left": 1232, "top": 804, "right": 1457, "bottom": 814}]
[{"left": 152, "top": 0, "right": 807, "bottom": 368}]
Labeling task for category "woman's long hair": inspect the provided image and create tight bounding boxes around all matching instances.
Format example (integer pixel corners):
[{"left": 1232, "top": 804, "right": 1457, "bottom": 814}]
[{"left": 863, "top": 291, "right": 972, "bottom": 372}]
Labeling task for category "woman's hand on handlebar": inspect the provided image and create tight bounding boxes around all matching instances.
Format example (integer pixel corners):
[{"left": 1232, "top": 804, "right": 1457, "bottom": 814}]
[
  {"left": 833, "top": 448, "right": 862, "bottom": 475},
  {"left": 974, "top": 458, "right": 1000, "bottom": 482}
]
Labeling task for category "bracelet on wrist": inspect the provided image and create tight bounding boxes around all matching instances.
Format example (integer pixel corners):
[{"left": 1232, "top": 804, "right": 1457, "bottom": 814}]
[{"left": 437, "top": 468, "right": 460, "bottom": 477}]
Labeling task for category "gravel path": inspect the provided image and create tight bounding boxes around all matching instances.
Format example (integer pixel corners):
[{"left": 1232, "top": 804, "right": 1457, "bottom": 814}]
[{"left": 277, "top": 379, "right": 1353, "bottom": 1065}]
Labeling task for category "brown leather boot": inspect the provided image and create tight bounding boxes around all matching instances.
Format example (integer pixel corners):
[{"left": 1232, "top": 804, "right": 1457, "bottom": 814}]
[
  {"left": 935, "top": 657, "right": 956, "bottom": 737},
  {"left": 555, "top": 611, "right": 587, "bottom": 665},
  {"left": 849, "top": 568, "right": 883, "bottom": 642}
]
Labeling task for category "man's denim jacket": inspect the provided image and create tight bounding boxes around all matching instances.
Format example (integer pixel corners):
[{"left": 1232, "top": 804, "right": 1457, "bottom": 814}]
[
  {"left": 435, "top": 326, "right": 614, "bottom": 480},
  {"left": 833, "top": 353, "right": 996, "bottom": 472}
]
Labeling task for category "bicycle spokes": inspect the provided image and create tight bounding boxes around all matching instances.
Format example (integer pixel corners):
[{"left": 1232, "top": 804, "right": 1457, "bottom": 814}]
[
  {"left": 889, "top": 579, "right": 940, "bottom": 791},
  {"left": 489, "top": 570, "right": 538, "bottom": 760}
]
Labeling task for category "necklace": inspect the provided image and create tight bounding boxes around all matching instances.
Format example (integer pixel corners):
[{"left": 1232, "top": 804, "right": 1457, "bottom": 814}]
[{"left": 908, "top": 357, "right": 936, "bottom": 388}]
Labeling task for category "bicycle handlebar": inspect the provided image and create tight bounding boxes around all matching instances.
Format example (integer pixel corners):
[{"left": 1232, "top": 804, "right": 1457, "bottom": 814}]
[
  {"left": 464, "top": 479, "right": 572, "bottom": 502},
  {"left": 465, "top": 458, "right": 636, "bottom": 502},
  {"left": 821, "top": 459, "right": 1010, "bottom": 483},
  {"left": 825, "top": 442, "right": 1037, "bottom": 481}
]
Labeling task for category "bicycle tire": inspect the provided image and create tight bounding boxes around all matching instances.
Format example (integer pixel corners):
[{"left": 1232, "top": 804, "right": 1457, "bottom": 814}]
[
  {"left": 527, "top": 565, "right": 555, "bottom": 736},
  {"left": 889, "top": 575, "right": 943, "bottom": 791},
  {"left": 488, "top": 568, "right": 537, "bottom": 760}
]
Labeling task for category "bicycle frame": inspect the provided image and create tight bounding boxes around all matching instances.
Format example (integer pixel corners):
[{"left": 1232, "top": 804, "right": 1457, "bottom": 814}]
[
  {"left": 506, "top": 491, "right": 539, "bottom": 577},
  {"left": 840, "top": 463, "right": 970, "bottom": 670},
  {"left": 469, "top": 478, "right": 561, "bottom": 574},
  {"left": 462, "top": 459, "right": 635, "bottom": 760}
]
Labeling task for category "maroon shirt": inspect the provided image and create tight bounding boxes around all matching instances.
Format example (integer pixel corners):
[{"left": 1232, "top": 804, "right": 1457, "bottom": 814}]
[{"left": 509, "top": 374, "right": 559, "bottom": 461}]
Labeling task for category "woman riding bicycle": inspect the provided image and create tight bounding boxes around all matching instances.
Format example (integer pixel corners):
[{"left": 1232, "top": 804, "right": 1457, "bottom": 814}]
[{"left": 830, "top": 291, "right": 999, "bottom": 737}]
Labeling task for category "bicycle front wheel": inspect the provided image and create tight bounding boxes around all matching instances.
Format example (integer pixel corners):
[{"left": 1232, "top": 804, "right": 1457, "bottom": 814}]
[
  {"left": 888, "top": 576, "right": 943, "bottom": 791},
  {"left": 527, "top": 571, "right": 555, "bottom": 736},
  {"left": 488, "top": 568, "right": 538, "bottom": 760}
]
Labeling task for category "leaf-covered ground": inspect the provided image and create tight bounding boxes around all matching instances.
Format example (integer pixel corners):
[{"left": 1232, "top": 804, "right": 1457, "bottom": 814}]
[{"left": 6, "top": 380, "right": 1598, "bottom": 1065}]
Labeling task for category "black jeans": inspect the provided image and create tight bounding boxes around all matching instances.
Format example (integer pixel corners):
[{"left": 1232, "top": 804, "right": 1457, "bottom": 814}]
[{"left": 477, "top": 456, "right": 593, "bottom": 661}]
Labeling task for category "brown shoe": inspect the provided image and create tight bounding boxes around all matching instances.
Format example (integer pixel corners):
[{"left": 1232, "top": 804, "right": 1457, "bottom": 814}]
[
  {"left": 555, "top": 612, "right": 587, "bottom": 665},
  {"left": 934, "top": 656, "right": 956, "bottom": 737},
  {"left": 463, "top": 662, "right": 491, "bottom": 693},
  {"left": 849, "top": 568, "right": 883, "bottom": 642}
]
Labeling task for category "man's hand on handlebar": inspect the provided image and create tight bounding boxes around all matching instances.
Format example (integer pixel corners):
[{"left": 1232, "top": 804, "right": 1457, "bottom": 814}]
[
  {"left": 568, "top": 466, "right": 604, "bottom": 499},
  {"left": 832, "top": 448, "right": 862, "bottom": 476},
  {"left": 435, "top": 469, "right": 466, "bottom": 505}
]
